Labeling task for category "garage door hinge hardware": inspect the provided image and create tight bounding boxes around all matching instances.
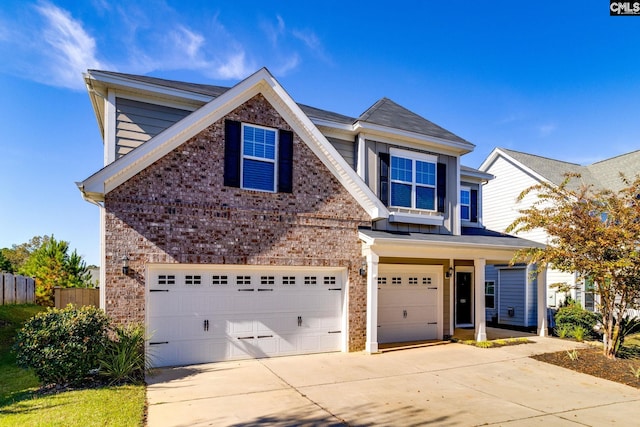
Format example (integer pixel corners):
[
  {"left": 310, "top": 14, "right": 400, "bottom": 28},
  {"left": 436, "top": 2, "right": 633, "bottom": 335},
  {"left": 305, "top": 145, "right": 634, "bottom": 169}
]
[
  {"left": 257, "top": 335, "right": 273, "bottom": 339},
  {"left": 238, "top": 336, "right": 254, "bottom": 340},
  {"left": 150, "top": 289, "right": 169, "bottom": 292},
  {"left": 203, "top": 320, "right": 209, "bottom": 331},
  {"left": 428, "top": 287, "right": 437, "bottom": 290},
  {"left": 237, "top": 288, "right": 254, "bottom": 291},
  {"left": 328, "top": 330, "right": 341, "bottom": 334},
  {"left": 149, "top": 341, "right": 169, "bottom": 345},
  {"left": 297, "top": 316, "right": 302, "bottom": 327},
  {"left": 428, "top": 322, "right": 437, "bottom": 325},
  {"left": 403, "top": 310, "right": 408, "bottom": 318},
  {"left": 257, "top": 288, "right": 274, "bottom": 291},
  {"left": 328, "top": 288, "right": 342, "bottom": 291}
]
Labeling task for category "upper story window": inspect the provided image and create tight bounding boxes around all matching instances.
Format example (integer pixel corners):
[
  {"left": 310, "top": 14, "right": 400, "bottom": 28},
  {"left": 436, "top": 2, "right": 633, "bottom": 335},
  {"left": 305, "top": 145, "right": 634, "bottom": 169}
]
[
  {"left": 460, "top": 187, "right": 471, "bottom": 221},
  {"left": 242, "top": 124, "right": 277, "bottom": 192},
  {"left": 389, "top": 148, "right": 437, "bottom": 211},
  {"left": 224, "top": 120, "right": 293, "bottom": 193}
]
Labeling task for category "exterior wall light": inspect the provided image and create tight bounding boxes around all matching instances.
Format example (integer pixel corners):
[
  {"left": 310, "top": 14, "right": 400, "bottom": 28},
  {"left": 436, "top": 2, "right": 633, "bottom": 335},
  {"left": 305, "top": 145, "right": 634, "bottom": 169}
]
[
  {"left": 122, "top": 255, "right": 130, "bottom": 275},
  {"left": 445, "top": 267, "right": 454, "bottom": 279},
  {"left": 359, "top": 258, "right": 367, "bottom": 276}
]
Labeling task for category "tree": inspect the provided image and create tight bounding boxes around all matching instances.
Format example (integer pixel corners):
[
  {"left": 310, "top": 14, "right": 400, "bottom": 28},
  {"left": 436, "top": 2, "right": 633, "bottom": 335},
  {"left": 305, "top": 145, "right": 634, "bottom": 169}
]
[
  {"left": 1, "top": 235, "right": 50, "bottom": 273},
  {"left": 508, "top": 173, "right": 640, "bottom": 359},
  {"left": 18, "top": 236, "right": 92, "bottom": 306},
  {"left": 0, "top": 250, "right": 13, "bottom": 272}
]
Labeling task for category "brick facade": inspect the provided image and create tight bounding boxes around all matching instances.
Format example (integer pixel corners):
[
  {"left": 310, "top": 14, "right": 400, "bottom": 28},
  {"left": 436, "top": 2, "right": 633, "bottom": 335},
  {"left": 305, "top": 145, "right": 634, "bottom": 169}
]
[{"left": 104, "top": 94, "right": 371, "bottom": 351}]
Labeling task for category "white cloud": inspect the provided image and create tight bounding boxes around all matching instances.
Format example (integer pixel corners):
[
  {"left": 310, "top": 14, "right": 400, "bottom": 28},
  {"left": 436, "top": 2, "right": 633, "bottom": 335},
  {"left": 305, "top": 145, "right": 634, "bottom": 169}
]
[
  {"left": 273, "top": 53, "right": 300, "bottom": 76},
  {"left": 34, "top": 1, "right": 106, "bottom": 90},
  {"left": 216, "top": 51, "right": 252, "bottom": 79},
  {"left": 538, "top": 123, "right": 557, "bottom": 137},
  {"left": 292, "top": 29, "right": 320, "bottom": 51},
  {"left": 172, "top": 26, "right": 206, "bottom": 61}
]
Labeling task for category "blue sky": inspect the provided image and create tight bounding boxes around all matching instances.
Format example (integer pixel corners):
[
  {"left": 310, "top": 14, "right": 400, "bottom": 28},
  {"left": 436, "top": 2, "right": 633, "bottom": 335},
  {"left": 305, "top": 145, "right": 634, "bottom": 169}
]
[{"left": 1, "top": 1, "right": 639, "bottom": 265}]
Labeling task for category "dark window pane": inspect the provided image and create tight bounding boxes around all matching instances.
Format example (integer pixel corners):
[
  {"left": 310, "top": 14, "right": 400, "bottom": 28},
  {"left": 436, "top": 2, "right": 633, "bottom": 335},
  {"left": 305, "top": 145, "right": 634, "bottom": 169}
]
[
  {"left": 391, "top": 182, "right": 412, "bottom": 207},
  {"left": 243, "top": 159, "right": 274, "bottom": 191},
  {"left": 416, "top": 186, "right": 435, "bottom": 210}
]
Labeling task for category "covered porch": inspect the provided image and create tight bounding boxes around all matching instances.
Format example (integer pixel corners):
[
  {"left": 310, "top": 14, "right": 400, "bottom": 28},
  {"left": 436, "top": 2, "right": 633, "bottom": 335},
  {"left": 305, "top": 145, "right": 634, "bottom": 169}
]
[{"left": 359, "top": 228, "right": 547, "bottom": 353}]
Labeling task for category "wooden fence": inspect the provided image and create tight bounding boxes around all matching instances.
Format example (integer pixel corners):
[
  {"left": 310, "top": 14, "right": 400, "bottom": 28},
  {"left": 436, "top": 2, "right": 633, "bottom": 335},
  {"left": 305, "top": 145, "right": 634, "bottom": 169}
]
[
  {"left": 54, "top": 287, "right": 99, "bottom": 309},
  {"left": 1, "top": 273, "right": 36, "bottom": 305}
]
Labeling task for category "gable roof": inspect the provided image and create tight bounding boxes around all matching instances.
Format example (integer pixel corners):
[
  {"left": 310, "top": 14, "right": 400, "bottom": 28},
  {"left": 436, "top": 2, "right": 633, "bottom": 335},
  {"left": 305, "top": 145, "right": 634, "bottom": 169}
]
[
  {"left": 480, "top": 147, "right": 639, "bottom": 191},
  {"left": 85, "top": 70, "right": 474, "bottom": 154},
  {"left": 358, "top": 98, "right": 472, "bottom": 146},
  {"left": 78, "top": 68, "right": 388, "bottom": 220},
  {"left": 587, "top": 150, "right": 640, "bottom": 191}
]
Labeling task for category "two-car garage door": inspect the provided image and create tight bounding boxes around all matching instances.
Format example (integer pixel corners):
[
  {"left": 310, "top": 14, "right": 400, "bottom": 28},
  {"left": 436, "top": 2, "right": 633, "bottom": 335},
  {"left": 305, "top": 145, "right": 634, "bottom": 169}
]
[{"left": 147, "top": 265, "right": 344, "bottom": 367}]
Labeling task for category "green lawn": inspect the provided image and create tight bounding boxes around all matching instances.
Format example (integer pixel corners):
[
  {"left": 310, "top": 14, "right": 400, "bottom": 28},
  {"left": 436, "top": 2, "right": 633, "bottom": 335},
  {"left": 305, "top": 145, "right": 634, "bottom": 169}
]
[{"left": 0, "top": 304, "right": 146, "bottom": 427}]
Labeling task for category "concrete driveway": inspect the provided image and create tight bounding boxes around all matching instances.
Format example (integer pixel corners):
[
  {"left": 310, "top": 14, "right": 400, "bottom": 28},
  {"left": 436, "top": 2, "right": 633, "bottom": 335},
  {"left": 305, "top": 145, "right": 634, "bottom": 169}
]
[{"left": 146, "top": 337, "right": 640, "bottom": 426}]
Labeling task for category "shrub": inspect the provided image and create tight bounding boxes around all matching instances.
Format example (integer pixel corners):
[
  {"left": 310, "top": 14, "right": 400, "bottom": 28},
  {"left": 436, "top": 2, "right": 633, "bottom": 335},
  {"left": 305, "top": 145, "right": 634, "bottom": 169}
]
[
  {"left": 554, "top": 303, "right": 600, "bottom": 340},
  {"left": 13, "top": 305, "right": 110, "bottom": 386},
  {"left": 99, "top": 323, "right": 147, "bottom": 385},
  {"left": 571, "top": 326, "right": 586, "bottom": 342}
]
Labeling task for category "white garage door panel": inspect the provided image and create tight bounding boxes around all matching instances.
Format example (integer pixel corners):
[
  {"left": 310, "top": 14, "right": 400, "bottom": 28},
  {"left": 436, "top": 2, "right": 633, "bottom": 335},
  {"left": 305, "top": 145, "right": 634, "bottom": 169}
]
[
  {"left": 377, "top": 265, "right": 442, "bottom": 344},
  {"left": 147, "top": 267, "right": 344, "bottom": 367}
]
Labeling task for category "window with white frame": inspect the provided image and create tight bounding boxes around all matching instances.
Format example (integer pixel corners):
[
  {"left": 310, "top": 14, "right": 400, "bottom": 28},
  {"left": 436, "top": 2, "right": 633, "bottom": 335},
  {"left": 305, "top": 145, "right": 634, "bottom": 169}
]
[
  {"left": 485, "top": 281, "right": 495, "bottom": 309},
  {"left": 460, "top": 187, "right": 471, "bottom": 221},
  {"left": 389, "top": 148, "right": 437, "bottom": 210},
  {"left": 242, "top": 124, "right": 277, "bottom": 192}
]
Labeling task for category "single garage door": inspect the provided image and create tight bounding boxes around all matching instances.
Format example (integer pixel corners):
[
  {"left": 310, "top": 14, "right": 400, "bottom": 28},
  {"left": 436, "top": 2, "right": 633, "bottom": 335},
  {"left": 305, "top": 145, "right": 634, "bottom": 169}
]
[
  {"left": 377, "top": 264, "right": 442, "bottom": 344},
  {"left": 147, "top": 265, "right": 345, "bottom": 367}
]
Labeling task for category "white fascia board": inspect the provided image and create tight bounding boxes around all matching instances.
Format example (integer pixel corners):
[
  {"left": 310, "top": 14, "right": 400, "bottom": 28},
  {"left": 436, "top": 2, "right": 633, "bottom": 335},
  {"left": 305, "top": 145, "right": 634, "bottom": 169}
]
[
  {"left": 354, "top": 122, "right": 474, "bottom": 155},
  {"left": 480, "top": 148, "right": 552, "bottom": 186},
  {"left": 84, "top": 74, "right": 107, "bottom": 141},
  {"left": 85, "top": 70, "right": 213, "bottom": 104},
  {"left": 80, "top": 68, "right": 388, "bottom": 220},
  {"left": 310, "top": 118, "right": 355, "bottom": 132},
  {"left": 460, "top": 168, "right": 494, "bottom": 182},
  {"left": 358, "top": 232, "right": 530, "bottom": 261}
]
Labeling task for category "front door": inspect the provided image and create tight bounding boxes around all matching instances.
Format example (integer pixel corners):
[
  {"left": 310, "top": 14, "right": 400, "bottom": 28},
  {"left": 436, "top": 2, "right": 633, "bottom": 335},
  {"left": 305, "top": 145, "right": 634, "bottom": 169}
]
[{"left": 455, "top": 271, "right": 473, "bottom": 326}]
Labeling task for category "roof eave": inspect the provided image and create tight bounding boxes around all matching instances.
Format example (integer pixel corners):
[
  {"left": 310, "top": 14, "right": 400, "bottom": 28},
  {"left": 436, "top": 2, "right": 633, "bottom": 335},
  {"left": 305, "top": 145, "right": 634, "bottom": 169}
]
[{"left": 354, "top": 121, "right": 474, "bottom": 155}]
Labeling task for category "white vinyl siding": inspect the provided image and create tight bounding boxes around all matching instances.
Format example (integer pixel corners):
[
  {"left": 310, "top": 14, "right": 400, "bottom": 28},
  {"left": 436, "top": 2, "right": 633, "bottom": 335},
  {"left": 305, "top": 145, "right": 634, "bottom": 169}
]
[
  {"left": 482, "top": 155, "right": 547, "bottom": 244},
  {"left": 482, "top": 154, "right": 580, "bottom": 308}
]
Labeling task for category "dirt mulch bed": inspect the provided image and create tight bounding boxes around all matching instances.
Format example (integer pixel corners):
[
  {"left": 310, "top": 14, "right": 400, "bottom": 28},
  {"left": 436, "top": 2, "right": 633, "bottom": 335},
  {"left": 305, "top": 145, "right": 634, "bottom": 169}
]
[{"left": 532, "top": 346, "right": 640, "bottom": 389}]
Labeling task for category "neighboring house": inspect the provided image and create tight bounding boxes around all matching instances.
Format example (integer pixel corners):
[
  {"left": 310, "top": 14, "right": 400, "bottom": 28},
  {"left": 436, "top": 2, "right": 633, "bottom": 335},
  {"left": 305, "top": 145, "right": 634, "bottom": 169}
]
[
  {"left": 77, "top": 68, "right": 545, "bottom": 367},
  {"left": 480, "top": 148, "right": 640, "bottom": 313}
]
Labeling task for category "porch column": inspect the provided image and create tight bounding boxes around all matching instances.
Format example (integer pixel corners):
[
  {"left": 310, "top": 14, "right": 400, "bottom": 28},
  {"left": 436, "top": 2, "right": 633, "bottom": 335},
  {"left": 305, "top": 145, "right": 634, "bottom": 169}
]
[
  {"left": 537, "top": 266, "right": 548, "bottom": 337},
  {"left": 474, "top": 258, "right": 487, "bottom": 342},
  {"left": 365, "top": 250, "right": 380, "bottom": 353}
]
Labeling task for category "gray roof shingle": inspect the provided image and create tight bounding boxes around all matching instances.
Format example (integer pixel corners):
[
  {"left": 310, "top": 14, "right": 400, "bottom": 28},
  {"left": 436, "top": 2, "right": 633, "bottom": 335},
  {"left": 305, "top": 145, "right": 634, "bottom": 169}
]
[
  {"left": 360, "top": 228, "right": 544, "bottom": 249},
  {"left": 500, "top": 148, "right": 640, "bottom": 191},
  {"left": 358, "top": 98, "right": 473, "bottom": 146}
]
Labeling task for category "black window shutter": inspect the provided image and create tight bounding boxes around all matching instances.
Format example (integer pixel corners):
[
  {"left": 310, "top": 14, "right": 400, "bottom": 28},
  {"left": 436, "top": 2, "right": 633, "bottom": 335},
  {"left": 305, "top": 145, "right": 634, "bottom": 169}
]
[
  {"left": 470, "top": 189, "right": 478, "bottom": 222},
  {"left": 379, "top": 153, "right": 390, "bottom": 206},
  {"left": 224, "top": 120, "right": 241, "bottom": 188},
  {"left": 278, "top": 130, "right": 293, "bottom": 193},
  {"left": 437, "top": 163, "right": 447, "bottom": 213}
]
